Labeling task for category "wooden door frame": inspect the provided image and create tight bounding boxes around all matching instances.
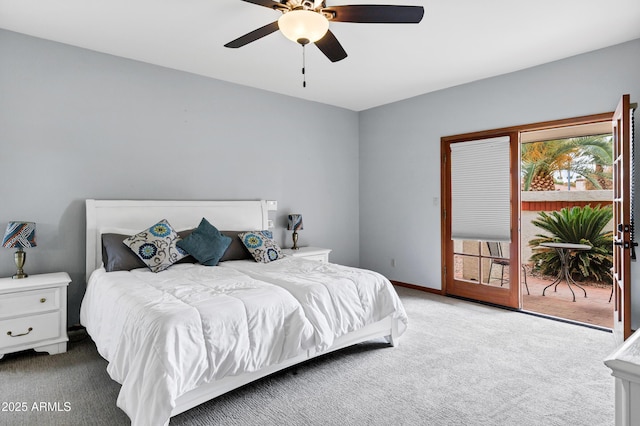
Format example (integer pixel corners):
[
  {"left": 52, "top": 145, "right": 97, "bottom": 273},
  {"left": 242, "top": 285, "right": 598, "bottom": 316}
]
[
  {"left": 441, "top": 112, "right": 613, "bottom": 307},
  {"left": 612, "top": 94, "right": 635, "bottom": 341}
]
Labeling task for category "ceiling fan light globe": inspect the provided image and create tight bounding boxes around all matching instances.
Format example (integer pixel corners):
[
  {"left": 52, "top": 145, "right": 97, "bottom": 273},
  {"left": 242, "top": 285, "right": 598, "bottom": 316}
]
[{"left": 278, "top": 10, "right": 329, "bottom": 44}]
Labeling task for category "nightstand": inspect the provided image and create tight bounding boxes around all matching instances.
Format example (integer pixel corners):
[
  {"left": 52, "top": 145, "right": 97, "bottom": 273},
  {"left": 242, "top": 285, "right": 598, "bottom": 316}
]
[
  {"left": 0, "top": 272, "right": 71, "bottom": 359},
  {"left": 282, "top": 247, "right": 332, "bottom": 263}
]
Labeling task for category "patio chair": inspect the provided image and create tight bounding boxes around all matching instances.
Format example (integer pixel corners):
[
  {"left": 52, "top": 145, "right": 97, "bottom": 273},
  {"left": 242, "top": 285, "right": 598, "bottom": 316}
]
[{"left": 487, "top": 242, "right": 530, "bottom": 295}]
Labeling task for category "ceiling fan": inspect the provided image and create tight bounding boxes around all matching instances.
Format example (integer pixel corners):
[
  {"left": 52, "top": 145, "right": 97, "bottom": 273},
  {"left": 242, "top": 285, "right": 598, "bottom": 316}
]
[{"left": 224, "top": 0, "right": 425, "bottom": 63}]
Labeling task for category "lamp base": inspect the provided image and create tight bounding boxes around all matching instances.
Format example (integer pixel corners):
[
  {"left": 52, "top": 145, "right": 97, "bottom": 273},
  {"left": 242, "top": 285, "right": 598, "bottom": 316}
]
[
  {"left": 13, "top": 248, "right": 28, "bottom": 279},
  {"left": 292, "top": 231, "right": 299, "bottom": 250}
]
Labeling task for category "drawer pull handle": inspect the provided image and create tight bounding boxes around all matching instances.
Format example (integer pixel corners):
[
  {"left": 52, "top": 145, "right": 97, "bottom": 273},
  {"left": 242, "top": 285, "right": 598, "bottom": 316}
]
[
  {"left": 40, "top": 298, "right": 46, "bottom": 303},
  {"left": 7, "top": 327, "right": 33, "bottom": 337}
]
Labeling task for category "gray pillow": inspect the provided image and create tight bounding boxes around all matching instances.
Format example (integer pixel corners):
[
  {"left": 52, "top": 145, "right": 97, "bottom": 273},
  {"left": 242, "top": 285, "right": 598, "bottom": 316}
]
[
  {"left": 219, "top": 231, "right": 253, "bottom": 262},
  {"left": 102, "top": 230, "right": 196, "bottom": 272},
  {"left": 102, "top": 233, "right": 146, "bottom": 272}
]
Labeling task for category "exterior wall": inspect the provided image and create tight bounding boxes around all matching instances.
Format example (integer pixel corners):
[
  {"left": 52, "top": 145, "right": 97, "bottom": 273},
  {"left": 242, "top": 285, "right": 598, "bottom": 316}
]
[{"left": 521, "top": 190, "right": 613, "bottom": 265}]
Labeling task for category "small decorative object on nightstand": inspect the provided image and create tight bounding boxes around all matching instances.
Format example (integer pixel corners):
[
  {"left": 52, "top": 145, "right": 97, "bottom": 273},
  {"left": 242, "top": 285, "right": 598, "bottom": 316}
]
[
  {"left": 0, "top": 272, "right": 70, "bottom": 359},
  {"left": 287, "top": 214, "right": 303, "bottom": 250},
  {"left": 282, "top": 247, "right": 331, "bottom": 263},
  {"left": 2, "top": 221, "right": 36, "bottom": 279}
]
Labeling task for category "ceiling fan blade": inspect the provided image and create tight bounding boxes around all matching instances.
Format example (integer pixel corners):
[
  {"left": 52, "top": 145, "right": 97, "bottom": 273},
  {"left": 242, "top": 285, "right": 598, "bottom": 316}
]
[
  {"left": 224, "top": 21, "right": 280, "bottom": 48},
  {"left": 315, "top": 30, "right": 347, "bottom": 62},
  {"left": 239, "top": 0, "right": 284, "bottom": 10},
  {"left": 324, "top": 5, "right": 424, "bottom": 23}
]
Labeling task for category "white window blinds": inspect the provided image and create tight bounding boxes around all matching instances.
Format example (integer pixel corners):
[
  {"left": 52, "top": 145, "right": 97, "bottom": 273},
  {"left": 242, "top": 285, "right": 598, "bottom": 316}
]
[{"left": 450, "top": 136, "right": 511, "bottom": 242}]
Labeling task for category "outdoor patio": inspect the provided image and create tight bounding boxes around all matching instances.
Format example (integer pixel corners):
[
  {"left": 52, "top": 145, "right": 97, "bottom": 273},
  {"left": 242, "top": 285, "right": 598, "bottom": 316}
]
[{"left": 520, "top": 272, "right": 613, "bottom": 329}]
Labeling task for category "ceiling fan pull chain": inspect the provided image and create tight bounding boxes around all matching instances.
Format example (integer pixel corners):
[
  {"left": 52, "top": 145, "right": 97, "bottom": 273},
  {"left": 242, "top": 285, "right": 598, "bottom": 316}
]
[{"left": 302, "top": 44, "right": 307, "bottom": 88}]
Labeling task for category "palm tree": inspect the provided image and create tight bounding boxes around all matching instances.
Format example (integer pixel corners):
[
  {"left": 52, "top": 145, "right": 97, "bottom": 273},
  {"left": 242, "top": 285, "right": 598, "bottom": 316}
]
[
  {"left": 522, "top": 140, "right": 573, "bottom": 191},
  {"left": 521, "top": 135, "right": 612, "bottom": 191},
  {"left": 575, "top": 136, "right": 614, "bottom": 189}
]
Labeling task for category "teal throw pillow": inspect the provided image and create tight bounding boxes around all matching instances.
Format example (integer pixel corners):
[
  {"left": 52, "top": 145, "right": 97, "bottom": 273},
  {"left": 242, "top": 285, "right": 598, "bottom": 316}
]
[{"left": 177, "top": 218, "right": 232, "bottom": 266}]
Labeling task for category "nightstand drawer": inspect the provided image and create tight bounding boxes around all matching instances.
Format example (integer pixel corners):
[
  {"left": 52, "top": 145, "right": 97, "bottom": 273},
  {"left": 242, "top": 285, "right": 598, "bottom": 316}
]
[
  {"left": 301, "top": 254, "right": 329, "bottom": 262},
  {"left": 0, "top": 311, "right": 61, "bottom": 349},
  {"left": 0, "top": 287, "right": 60, "bottom": 320},
  {"left": 282, "top": 247, "right": 331, "bottom": 263}
]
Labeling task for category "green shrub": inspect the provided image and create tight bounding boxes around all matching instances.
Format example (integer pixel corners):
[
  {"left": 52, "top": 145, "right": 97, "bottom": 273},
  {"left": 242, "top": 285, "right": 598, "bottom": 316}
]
[{"left": 529, "top": 205, "right": 613, "bottom": 283}]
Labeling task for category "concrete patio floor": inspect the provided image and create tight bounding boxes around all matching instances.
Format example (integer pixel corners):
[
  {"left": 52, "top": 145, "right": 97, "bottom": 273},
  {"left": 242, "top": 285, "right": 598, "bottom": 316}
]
[{"left": 520, "top": 274, "right": 613, "bottom": 329}]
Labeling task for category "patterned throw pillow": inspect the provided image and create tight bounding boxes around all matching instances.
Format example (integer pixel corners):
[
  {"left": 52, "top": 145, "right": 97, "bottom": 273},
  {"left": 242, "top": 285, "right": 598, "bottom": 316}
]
[
  {"left": 238, "top": 230, "right": 284, "bottom": 263},
  {"left": 123, "top": 219, "right": 187, "bottom": 272}
]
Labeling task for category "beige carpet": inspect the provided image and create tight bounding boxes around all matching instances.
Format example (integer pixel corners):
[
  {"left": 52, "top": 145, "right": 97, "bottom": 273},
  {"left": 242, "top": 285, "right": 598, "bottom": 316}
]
[{"left": 0, "top": 287, "right": 616, "bottom": 425}]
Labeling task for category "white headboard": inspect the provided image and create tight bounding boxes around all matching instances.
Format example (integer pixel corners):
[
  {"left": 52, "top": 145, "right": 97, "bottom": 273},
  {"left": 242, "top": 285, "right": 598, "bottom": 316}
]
[{"left": 85, "top": 199, "right": 269, "bottom": 281}]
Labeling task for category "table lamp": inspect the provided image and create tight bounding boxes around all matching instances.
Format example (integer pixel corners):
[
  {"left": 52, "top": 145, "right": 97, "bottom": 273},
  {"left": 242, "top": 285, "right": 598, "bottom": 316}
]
[
  {"left": 2, "top": 221, "right": 36, "bottom": 279},
  {"left": 287, "top": 214, "right": 303, "bottom": 250}
]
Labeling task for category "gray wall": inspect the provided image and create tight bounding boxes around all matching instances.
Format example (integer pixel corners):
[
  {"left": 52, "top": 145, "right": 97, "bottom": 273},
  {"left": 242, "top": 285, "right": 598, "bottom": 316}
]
[
  {"left": 0, "top": 29, "right": 360, "bottom": 326},
  {"left": 3, "top": 26, "right": 640, "bottom": 329},
  {"left": 359, "top": 38, "right": 640, "bottom": 326}
]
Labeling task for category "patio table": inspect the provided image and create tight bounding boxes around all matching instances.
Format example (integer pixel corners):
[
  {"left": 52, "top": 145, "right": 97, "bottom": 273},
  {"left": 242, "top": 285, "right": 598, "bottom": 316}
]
[{"left": 540, "top": 242, "right": 592, "bottom": 302}]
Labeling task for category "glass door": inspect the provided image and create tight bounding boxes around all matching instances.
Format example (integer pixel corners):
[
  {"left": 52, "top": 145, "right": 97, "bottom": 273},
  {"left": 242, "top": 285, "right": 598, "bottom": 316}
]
[
  {"left": 441, "top": 132, "right": 521, "bottom": 309},
  {"left": 612, "top": 94, "right": 635, "bottom": 341}
]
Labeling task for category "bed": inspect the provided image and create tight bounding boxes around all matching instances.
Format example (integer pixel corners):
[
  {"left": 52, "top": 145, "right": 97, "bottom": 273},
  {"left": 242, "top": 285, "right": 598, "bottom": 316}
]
[{"left": 80, "top": 199, "right": 407, "bottom": 426}]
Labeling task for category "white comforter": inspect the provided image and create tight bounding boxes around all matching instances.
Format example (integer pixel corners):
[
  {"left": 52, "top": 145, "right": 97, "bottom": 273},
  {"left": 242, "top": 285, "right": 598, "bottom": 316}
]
[
  {"left": 220, "top": 257, "right": 408, "bottom": 351},
  {"left": 80, "top": 264, "right": 315, "bottom": 426}
]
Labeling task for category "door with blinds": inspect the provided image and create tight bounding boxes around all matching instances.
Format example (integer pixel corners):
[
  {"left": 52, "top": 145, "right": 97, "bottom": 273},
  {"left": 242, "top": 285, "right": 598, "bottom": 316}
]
[{"left": 441, "top": 132, "right": 520, "bottom": 308}]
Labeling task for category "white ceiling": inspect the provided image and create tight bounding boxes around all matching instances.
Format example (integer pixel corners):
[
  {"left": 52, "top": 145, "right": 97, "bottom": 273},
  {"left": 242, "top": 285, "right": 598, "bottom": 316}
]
[{"left": 1, "top": 0, "right": 639, "bottom": 111}]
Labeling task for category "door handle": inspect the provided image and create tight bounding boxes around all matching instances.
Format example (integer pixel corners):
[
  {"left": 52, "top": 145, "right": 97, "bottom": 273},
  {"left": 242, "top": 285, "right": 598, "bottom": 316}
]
[
  {"left": 618, "top": 224, "right": 631, "bottom": 233},
  {"left": 614, "top": 240, "right": 636, "bottom": 249}
]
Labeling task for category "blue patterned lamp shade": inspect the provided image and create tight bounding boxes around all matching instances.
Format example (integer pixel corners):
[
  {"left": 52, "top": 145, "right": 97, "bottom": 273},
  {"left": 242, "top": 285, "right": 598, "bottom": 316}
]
[
  {"left": 287, "top": 214, "right": 304, "bottom": 231},
  {"left": 2, "top": 222, "right": 36, "bottom": 249},
  {"left": 3, "top": 221, "right": 36, "bottom": 279}
]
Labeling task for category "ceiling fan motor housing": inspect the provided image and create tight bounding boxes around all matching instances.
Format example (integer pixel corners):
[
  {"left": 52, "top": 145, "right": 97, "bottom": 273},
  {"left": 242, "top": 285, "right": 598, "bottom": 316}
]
[
  {"left": 285, "top": 0, "right": 324, "bottom": 10},
  {"left": 225, "top": 1, "right": 424, "bottom": 63},
  {"left": 301, "top": 1, "right": 316, "bottom": 9}
]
